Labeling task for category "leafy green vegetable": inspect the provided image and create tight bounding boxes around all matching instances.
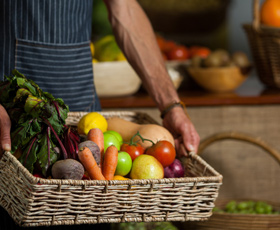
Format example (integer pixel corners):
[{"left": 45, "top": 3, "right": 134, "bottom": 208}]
[
  {"left": 0, "top": 70, "right": 79, "bottom": 176},
  {"left": 213, "top": 200, "right": 280, "bottom": 215}
]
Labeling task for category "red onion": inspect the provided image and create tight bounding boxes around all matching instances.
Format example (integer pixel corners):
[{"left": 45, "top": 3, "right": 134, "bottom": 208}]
[{"left": 164, "top": 159, "right": 185, "bottom": 178}]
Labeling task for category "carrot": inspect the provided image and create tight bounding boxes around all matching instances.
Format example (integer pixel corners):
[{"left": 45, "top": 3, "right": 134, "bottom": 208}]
[
  {"left": 87, "top": 128, "right": 104, "bottom": 166},
  {"left": 78, "top": 147, "right": 105, "bottom": 180},
  {"left": 102, "top": 145, "right": 118, "bottom": 180}
]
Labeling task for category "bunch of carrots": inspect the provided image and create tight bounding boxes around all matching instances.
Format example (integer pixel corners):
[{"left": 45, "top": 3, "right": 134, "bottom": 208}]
[{"left": 78, "top": 128, "right": 118, "bottom": 180}]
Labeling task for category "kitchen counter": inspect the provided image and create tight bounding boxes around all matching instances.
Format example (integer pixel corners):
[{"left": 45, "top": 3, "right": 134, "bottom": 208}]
[{"left": 100, "top": 74, "right": 280, "bottom": 108}]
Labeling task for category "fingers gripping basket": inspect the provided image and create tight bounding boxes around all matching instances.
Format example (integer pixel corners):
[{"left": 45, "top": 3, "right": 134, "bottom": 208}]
[
  {"left": 243, "top": 0, "right": 280, "bottom": 88},
  {"left": 184, "top": 131, "right": 280, "bottom": 230},
  {"left": 0, "top": 111, "right": 222, "bottom": 227}
]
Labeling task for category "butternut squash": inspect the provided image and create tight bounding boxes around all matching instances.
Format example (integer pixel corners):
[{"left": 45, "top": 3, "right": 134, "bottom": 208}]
[{"left": 106, "top": 117, "right": 174, "bottom": 149}]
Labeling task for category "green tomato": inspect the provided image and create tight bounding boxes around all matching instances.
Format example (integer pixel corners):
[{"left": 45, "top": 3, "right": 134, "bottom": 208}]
[
  {"left": 106, "top": 130, "right": 123, "bottom": 144},
  {"left": 115, "top": 151, "right": 132, "bottom": 176},
  {"left": 103, "top": 132, "right": 121, "bottom": 152}
]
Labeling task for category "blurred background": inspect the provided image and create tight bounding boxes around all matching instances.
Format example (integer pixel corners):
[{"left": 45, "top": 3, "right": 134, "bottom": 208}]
[{"left": 92, "top": 0, "right": 262, "bottom": 61}]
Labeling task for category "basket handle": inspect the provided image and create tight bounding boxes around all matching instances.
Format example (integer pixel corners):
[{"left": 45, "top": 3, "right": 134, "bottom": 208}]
[
  {"left": 197, "top": 131, "right": 280, "bottom": 165},
  {"left": 253, "top": 0, "right": 261, "bottom": 31}
]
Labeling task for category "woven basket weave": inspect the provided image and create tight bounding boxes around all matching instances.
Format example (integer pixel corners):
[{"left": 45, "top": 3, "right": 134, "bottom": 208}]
[
  {"left": 243, "top": 0, "right": 280, "bottom": 88},
  {"left": 182, "top": 131, "right": 280, "bottom": 230},
  {"left": 0, "top": 111, "right": 222, "bottom": 227}
]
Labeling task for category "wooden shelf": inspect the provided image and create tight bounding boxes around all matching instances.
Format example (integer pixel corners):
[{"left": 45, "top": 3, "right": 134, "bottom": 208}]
[{"left": 100, "top": 75, "right": 280, "bottom": 108}]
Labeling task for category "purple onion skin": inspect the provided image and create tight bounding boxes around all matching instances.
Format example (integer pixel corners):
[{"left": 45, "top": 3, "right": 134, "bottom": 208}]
[{"left": 164, "top": 159, "right": 185, "bottom": 178}]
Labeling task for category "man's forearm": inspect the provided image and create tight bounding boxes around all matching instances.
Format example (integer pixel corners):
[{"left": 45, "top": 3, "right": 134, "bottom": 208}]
[{"left": 103, "top": 0, "right": 180, "bottom": 112}]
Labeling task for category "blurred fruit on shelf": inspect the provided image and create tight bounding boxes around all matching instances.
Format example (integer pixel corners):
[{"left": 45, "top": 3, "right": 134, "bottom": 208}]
[
  {"left": 167, "top": 45, "right": 190, "bottom": 61},
  {"left": 187, "top": 49, "right": 252, "bottom": 93},
  {"left": 189, "top": 46, "right": 211, "bottom": 58},
  {"left": 190, "top": 49, "right": 250, "bottom": 69},
  {"left": 93, "top": 35, "right": 126, "bottom": 62},
  {"left": 203, "top": 49, "right": 230, "bottom": 67},
  {"left": 260, "top": 0, "right": 280, "bottom": 27},
  {"left": 161, "top": 40, "right": 177, "bottom": 54},
  {"left": 90, "top": 42, "right": 95, "bottom": 57},
  {"left": 231, "top": 51, "right": 250, "bottom": 68},
  {"left": 156, "top": 34, "right": 211, "bottom": 62}
]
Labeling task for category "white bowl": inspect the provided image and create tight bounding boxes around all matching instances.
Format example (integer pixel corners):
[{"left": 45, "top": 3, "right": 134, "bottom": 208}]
[
  {"left": 93, "top": 60, "right": 187, "bottom": 97},
  {"left": 93, "top": 61, "right": 141, "bottom": 97}
]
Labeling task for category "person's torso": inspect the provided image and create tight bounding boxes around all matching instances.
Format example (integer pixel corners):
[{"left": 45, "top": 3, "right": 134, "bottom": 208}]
[{"left": 0, "top": 0, "right": 100, "bottom": 111}]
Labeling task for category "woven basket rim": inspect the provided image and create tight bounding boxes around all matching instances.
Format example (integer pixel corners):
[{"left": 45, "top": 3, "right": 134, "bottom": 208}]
[{"left": 3, "top": 150, "right": 223, "bottom": 186}]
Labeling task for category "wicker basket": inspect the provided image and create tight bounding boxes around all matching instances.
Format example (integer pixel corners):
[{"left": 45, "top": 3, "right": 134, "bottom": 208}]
[
  {"left": 181, "top": 131, "right": 280, "bottom": 230},
  {"left": 0, "top": 111, "right": 222, "bottom": 227},
  {"left": 243, "top": 0, "right": 280, "bottom": 88}
]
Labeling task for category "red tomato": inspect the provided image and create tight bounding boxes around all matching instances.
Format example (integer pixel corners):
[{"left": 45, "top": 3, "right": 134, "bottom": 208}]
[
  {"left": 162, "top": 52, "right": 168, "bottom": 61},
  {"left": 120, "top": 142, "right": 145, "bottom": 161},
  {"left": 162, "top": 40, "right": 177, "bottom": 53},
  {"left": 189, "top": 46, "right": 211, "bottom": 58},
  {"left": 167, "top": 45, "right": 190, "bottom": 61},
  {"left": 145, "top": 140, "right": 176, "bottom": 168},
  {"left": 156, "top": 35, "right": 166, "bottom": 51}
]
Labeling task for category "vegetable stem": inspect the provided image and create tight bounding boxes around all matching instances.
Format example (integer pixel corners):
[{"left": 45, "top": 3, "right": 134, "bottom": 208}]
[
  {"left": 24, "top": 136, "right": 37, "bottom": 167},
  {"left": 47, "top": 127, "right": 51, "bottom": 167},
  {"left": 43, "top": 117, "right": 68, "bottom": 159},
  {"left": 52, "top": 101, "right": 61, "bottom": 118},
  {"left": 133, "top": 131, "right": 155, "bottom": 145}
]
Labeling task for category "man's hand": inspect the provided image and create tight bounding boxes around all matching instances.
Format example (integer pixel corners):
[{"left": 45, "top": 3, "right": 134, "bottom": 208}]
[
  {"left": 0, "top": 105, "right": 11, "bottom": 155},
  {"left": 162, "top": 106, "right": 200, "bottom": 156}
]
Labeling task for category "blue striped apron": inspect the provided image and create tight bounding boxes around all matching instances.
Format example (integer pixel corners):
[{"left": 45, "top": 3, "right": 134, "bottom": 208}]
[
  {"left": 0, "top": 0, "right": 101, "bottom": 112},
  {"left": 0, "top": 1, "right": 109, "bottom": 229}
]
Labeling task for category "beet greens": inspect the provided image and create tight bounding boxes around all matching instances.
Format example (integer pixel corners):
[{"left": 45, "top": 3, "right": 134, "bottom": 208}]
[{"left": 0, "top": 70, "right": 79, "bottom": 176}]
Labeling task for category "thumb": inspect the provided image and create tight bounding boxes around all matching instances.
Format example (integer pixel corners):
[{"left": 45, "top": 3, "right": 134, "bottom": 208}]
[
  {"left": 0, "top": 107, "right": 11, "bottom": 151},
  {"left": 1, "top": 132, "right": 11, "bottom": 151}
]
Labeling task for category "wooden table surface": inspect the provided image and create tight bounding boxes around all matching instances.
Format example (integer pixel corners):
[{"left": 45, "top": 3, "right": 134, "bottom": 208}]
[{"left": 100, "top": 74, "right": 280, "bottom": 108}]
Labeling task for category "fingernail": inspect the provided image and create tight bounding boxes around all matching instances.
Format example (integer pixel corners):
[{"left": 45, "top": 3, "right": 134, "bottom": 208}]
[
  {"left": 3, "top": 144, "right": 11, "bottom": 151},
  {"left": 187, "top": 144, "right": 195, "bottom": 151}
]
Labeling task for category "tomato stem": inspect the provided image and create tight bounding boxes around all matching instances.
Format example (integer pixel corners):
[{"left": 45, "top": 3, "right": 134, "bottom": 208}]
[{"left": 133, "top": 131, "right": 155, "bottom": 145}]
